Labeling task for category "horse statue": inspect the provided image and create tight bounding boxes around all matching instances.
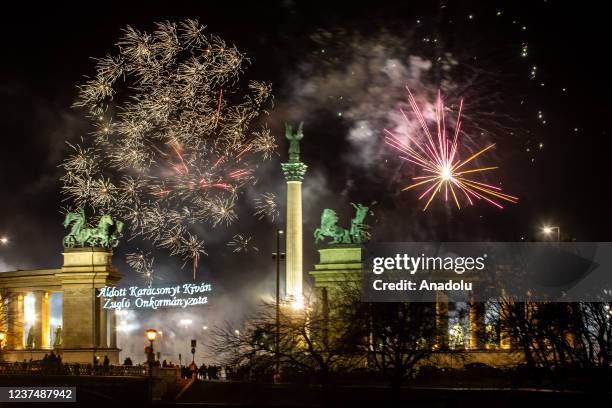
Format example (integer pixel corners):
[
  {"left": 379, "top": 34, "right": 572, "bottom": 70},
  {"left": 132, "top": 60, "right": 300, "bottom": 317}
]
[
  {"left": 314, "top": 203, "right": 372, "bottom": 245},
  {"left": 314, "top": 209, "right": 350, "bottom": 244},
  {"left": 62, "top": 208, "right": 89, "bottom": 247},
  {"left": 63, "top": 208, "right": 123, "bottom": 248}
]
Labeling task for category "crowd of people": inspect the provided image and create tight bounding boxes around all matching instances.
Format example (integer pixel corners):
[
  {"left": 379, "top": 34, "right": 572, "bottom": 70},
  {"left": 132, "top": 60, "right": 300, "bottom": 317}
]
[
  {"left": 8, "top": 352, "right": 239, "bottom": 381},
  {"left": 155, "top": 359, "right": 234, "bottom": 380}
]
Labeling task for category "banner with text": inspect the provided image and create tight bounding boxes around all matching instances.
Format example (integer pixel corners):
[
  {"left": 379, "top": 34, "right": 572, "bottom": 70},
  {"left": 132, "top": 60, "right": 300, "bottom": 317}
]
[{"left": 98, "top": 282, "right": 212, "bottom": 310}]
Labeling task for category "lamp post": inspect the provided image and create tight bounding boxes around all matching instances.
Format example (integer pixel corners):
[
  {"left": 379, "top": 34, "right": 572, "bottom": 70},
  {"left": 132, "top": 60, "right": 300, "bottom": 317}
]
[
  {"left": 542, "top": 225, "right": 561, "bottom": 242},
  {"left": 272, "top": 229, "right": 285, "bottom": 383},
  {"left": 145, "top": 329, "right": 158, "bottom": 376},
  {"left": 0, "top": 331, "right": 5, "bottom": 362}
]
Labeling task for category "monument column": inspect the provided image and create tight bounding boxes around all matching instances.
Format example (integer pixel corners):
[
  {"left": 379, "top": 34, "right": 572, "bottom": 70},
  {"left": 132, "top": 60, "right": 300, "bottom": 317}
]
[{"left": 281, "top": 123, "right": 308, "bottom": 304}]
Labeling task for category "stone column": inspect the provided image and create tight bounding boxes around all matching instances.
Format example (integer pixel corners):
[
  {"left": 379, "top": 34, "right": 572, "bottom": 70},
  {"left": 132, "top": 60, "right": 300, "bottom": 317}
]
[
  {"left": 435, "top": 291, "right": 448, "bottom": 349},
  {"left": 98, "top": 295, "right": 108, "bottom": 348},
  {"left": 286, "top": 180, "right": 303, "bottom": 302},
  {"left": 8, "top": 293, "right": 25, "bottom": 349},
  {"left": 32, "top": 291, "right": 45, "bottom": 349},
  {"left": 41, "top": 292, "right": 51, "bottom": 349},
  {"left": 281, "top": 139, "right": 307, "bottom": 304},
  {"left": 109, "top": 309, "right": 117, "bottom": 348},
  {"left": 499, "top": 300, "right": 512, "bottom": 350},
  {"left": 469, "top": 298, "right": 485, "bottom": 350},
  {"left": 0, "top": 292, "right": 5, "bottom": 334}
]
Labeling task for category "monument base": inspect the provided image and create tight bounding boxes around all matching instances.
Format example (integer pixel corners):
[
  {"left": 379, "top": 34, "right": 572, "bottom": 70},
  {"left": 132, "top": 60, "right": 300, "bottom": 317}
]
[{"left": 310, "top": 245, "right": 362, "bottom": 289}]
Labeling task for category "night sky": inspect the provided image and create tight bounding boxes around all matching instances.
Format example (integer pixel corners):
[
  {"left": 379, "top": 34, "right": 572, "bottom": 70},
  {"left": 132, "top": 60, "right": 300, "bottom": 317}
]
[{"left": 0, "top": 1, "right": 610, "bottom": 352}]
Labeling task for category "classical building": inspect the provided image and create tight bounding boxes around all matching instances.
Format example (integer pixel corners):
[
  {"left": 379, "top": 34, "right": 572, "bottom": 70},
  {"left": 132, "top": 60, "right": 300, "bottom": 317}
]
[
  {"left": 0, "top": 247, "right": 121, "bottom": 363},
  {"left": 309, "top": 244, "right": 522, "bottom": 367}
]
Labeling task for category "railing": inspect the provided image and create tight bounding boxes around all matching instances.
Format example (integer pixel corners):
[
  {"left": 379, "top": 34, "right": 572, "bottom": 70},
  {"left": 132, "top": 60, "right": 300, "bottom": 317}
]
[{"left": 0, "top": 361, "right": 148, "bottom": 377}]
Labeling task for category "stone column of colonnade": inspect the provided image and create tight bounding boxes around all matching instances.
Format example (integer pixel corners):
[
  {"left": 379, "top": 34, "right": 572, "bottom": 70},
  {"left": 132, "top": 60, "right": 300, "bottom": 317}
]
[
  {"left": 98, "top": 293, "right": 108, "bottom": 348},
  {"left": 435, "top": 291, "right": 449, "bottom": 349},
  {"left": 41, "top": 292, "right": 51, "bottom": 348},
  {"left": 109, "top": 308, "right": 117, "bottom": 348},
  {"left": 8, "top": 293, "right": 24, "bottom": 349},
  {"left": 437, "top": 293, "right": 488, "bottom": 350},
  {"left": 32, "top": 291, "right": 51, "bottom": 349},
  {"left": 469, "top": 297, "right": 486, "bottom": 350},
  {"left": 499, "top": 293, "right": 513, "bottom": 350}
]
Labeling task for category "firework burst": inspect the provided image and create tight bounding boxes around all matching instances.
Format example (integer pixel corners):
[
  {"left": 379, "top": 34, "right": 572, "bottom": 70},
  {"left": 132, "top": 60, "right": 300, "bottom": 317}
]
[
  {"left": 227, "top": 234, "right": 259, "bottom": 253},
  {"left": 253, "top": 192, "right": 279, "bottom": 221},
  {"left": 385, "top": 88, "right": 518, "bottom": 210},
  {"left": 60, "top": 20, "right": 274, "bottom": 280},
  {"left": 126, "top": 250, "right": 155, "bottom": 286}
]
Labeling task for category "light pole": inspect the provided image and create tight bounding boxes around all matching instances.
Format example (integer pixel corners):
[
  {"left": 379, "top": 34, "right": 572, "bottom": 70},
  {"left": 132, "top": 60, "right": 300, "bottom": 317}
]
[
  {"left": 542, "top": 225, "right": 561, "bottom": 242},
  {"left": 145, "top": 329, "right": 158, "bottom": 376},
  {"left": 0, "top": 331, "right": 5, "bottom": 362},
  {"left": 272, "top": 229, "right": 285, "bottom": 383}
]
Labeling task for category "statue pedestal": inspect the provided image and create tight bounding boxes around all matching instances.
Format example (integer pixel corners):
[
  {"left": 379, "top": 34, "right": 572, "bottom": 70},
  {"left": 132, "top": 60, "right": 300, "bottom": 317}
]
[
  {"left": 58, "top": 248, "right": 121, "bottom": 364},
  {"left": 309, "top": 245, "right": 362, "bottom": 304}
]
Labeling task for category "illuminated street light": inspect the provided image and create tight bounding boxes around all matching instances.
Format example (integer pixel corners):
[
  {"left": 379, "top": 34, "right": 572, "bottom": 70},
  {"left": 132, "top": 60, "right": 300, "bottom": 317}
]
[
  {"left": 0, "top": 237, "right": 8, "bottom": 245},
  {"left": 542, "top": 225, "right": 561, "bottom": 241},
  {"left": 146, "top": 328, "right": 158, "bottom": 342},
  {"left": 145, "top": 328, "right": 158, "bottom": 376}
]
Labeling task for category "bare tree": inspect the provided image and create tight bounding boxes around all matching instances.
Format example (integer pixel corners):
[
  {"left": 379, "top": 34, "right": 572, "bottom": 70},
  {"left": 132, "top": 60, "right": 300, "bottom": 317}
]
[
  {"left": 496, "top": 300, "right": 612, "bottom": 372},
  {"left": 364, "top": 302, "right": 441, "bottom": 399},
  {"left": 0, "top": 290, "right": 22, "bottom": 355},
  {"left": 210, "top": 290, "right": 364, "bottom": 388}
]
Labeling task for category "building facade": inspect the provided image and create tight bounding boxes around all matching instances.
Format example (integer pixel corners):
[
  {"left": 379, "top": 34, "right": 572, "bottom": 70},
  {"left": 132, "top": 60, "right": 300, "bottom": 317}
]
[{"left": 0, "top": 247, "right": 121, "bottom": 363}]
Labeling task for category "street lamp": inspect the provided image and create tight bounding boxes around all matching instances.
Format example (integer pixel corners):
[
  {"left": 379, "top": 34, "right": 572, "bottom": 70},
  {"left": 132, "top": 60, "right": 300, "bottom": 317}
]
[
  {"left": 272, "top": 228, "right": 285, "bottom": 384},
  {"left": 0, "top": 237, "right": 8, "bottom": 245},
  {"left": 0, "top": 331, "right": 5, "bottom": 361},
  {"left": 145, "top": 328, "right": 157, "bottom": 375},
  {"left": 542, "top": 225, "right": 560, "bottom": 241}
]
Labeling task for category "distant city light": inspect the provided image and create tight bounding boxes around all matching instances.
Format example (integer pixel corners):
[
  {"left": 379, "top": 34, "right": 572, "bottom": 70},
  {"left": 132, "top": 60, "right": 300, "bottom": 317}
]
[{"left": 0, "top": 237, "right": 8, "bottom": 244}]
